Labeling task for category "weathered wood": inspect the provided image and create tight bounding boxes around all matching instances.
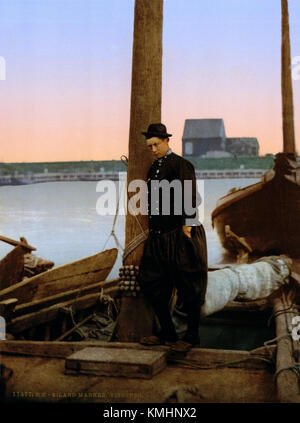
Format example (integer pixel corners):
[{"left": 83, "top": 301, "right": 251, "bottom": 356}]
[
  {"left": 281, "top": 0, "right": 295, "bottom": 154},
  {"left": 0, "top": 235, "right": 36, "bottom": 251},
  {"left": 0, "top": 246, "right": 25, "bottom": 291},
  {"left": 0, "top": 340, "right": 272, "bottom": 370},
  {"left": 280, "top": 288, "right": 300, "bottom": 362},
  {"left": 212, "top": 160, "right": 300, "bottom": 258},
  {"left": 116, "top": 0, "right": 163, "bottom": 342},
  {"left": 225, "top": 225, "right": 252, "bottom": 252},
  {"left": 55, "top": 312, "right": 95, "bottom": 341},
  {"left": 13, "top": 278, "right": 119, "bottom": 317},
  {"left": 0, "top": 298, "right": 18, "bottom": 321},
  {"left": 7, "top": 286, "right": 118, "bottom": 333},
  {"left": 124, "top": 0, "right": 163, "bottom": 263},
  {"left": 273, "top": 291, "right": 300, "bottom": 402},
  {"left": 0, "top": 248, "right": 117, "bottom": 304},
  {"left": 65, "top": 347, "right": 167, "bottom": 379},
  {"left": 224, "top": 299, "right": 271, "bottom": 312}
]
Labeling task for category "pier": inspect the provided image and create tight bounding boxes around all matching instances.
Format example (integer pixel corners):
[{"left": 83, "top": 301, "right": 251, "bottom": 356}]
[{"left": 0, "top": 169, "right": 266, "bottom": 186}]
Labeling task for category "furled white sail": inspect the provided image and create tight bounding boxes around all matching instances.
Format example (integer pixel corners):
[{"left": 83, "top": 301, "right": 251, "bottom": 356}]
[{"left": 201, "top": 256, "right": 291, "bottom": 317}]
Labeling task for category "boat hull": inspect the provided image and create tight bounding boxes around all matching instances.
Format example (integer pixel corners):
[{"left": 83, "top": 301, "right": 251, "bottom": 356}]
[
  {"left": 212, "top": 173, "right": 300, "bottom": 258},
  {"left": 0, "top": 248, "right": 118, "bottom": 304}
]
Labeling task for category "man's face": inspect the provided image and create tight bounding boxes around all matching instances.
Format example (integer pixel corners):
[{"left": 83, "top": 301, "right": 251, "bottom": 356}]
[{"left": 146, "top": 137, "right": 169, "bottom": 159}]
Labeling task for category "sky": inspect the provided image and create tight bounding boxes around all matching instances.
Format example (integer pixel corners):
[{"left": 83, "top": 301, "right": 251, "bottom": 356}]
[{"left": 0, "top": 0, "right": 300, "bottom": 162}]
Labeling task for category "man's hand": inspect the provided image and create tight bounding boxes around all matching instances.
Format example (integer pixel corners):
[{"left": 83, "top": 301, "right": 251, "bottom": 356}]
[{"left": 182, "top": 225, "right": 192, "bottom": 239}]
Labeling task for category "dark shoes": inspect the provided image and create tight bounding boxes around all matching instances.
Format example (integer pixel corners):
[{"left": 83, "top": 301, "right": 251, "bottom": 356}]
[
  {"left": 139, "top": 334, "right": 199, "bottom": 353},
  {"left": 139, "top": 335, "right": 176, "bottom": 346},
  {"left": 169, "top": 340, "right": 193, "bottom": 353}
]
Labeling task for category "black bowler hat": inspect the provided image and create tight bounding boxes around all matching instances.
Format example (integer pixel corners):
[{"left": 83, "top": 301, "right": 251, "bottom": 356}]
[{"left": 142, "top": 123, "right": 172, "bottom": 139}]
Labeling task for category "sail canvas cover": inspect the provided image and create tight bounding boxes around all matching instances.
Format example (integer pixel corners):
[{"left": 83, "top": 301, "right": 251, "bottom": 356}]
[{"left": 201, "top": 256, "right": 291, "bottom": 316}]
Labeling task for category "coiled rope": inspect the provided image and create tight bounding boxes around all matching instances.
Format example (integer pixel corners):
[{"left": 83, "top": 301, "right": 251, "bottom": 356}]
[{"left": 102, "top": 155, "right": 149, "bottom": 263}]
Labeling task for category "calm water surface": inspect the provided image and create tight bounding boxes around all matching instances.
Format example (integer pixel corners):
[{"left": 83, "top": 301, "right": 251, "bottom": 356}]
[{"left": 0, "top": 179, "right": 259, "bottom": 279}]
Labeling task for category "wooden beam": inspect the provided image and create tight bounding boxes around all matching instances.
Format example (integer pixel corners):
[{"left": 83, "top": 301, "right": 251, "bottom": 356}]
[
  {"left": 281, "top": 0, "right": 296, "bottom": 154},
  {"left": 0, "top": 340, "right": 271, "bottom": 370},
  {"left": 0, "top": 248, "right": 117, "bottom": 304},
  {"left": 0, "top": 298, "right": 18, "bottom": 321},
  {"left": 223, "top": 299, "right": 271, "bottom": 313},
  {"left": 55, "top": 312, "right": 95, "bottom": 341},
  {"left": 13, "top": 278, "right": 119, "bottom": 317},
  {"left": 273, "top": 291, "right": 300, "bottom": 402},
  {"left": 0, "top": 235, "right": 36, "bottom": 251},
  {"left": 0, "top": 246, "right": 25, "bottom": 291},
  {"left": 7, "top": 286, "right": 118, "bottom": 333},
  {"left": 116, "top": 0, "right": 163, "bottom": 342}
]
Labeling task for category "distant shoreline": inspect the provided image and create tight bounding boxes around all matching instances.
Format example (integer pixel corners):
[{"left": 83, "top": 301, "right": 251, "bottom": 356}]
[
  {"left": 0, "top": 169, "right": 267, "bottom": 186},
  {"left": 0, "top": 157, "right": 275, "bottom": 176}
]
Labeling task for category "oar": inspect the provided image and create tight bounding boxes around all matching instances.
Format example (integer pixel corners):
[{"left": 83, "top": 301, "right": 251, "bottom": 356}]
[{"left": 0, "top": 235, "right": 36, "bottom": 251}]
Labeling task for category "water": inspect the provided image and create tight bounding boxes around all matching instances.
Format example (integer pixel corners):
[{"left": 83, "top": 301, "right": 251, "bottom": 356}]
[{"left": 0, "top": 178, "right": 259, "bottom": 279}]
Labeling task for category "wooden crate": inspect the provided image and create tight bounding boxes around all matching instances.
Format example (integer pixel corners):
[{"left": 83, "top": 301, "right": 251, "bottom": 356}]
[{"left": 65, "top": 347, "right": 167, "bottom": 379}]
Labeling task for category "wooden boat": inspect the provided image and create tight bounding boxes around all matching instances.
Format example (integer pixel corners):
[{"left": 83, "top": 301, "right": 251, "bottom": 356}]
[
  {"left": 0, "top": 246, "right": 25, "bottom": 291},
  {"left": 0, "top": 247, "right": 118, "bottom": 339},
  {"left": 212, "top": 153, "right": 300, "bottom": 258},
  {"left": 1, "top": 273, "right": 299, "bottom": 403},
  {"left": 1, "top": 0, "right": 300, "bottom": 406},
  {"left": 212, "top": 0, "right": 299, "bottom": 259},
  {"left": 0, "top": 247, "right": 118, "bottom": 305}
]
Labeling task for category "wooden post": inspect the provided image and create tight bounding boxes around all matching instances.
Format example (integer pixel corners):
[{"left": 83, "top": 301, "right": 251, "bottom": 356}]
[
  {"left": 116, "top": 0, "right": 163, "bottom": 341},
  {"left": 281, "top": 0, "right": 296, "bottom": 154},
  {"left": 273, "top": 291, "right": 300, "bottom": 403}
]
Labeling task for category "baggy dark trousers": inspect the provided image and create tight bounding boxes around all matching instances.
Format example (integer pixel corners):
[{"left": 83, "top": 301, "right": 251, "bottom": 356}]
[{"left": 138, "top": 225, "right": 208, "bottom": 343}]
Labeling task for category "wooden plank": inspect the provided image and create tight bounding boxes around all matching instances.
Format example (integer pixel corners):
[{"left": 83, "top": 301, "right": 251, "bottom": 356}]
[
  {"left": 34, "top": 268, "right": 111, "bottom": 299},
  {"left": 223, "top": 299, "right": 271, "bottom": 312},
  {"left": 0, "top": 248, "right": 117, "bottom": 304},
  {"left": 6, "top": 286, "right": 118, "bottom": 333},
  {"left": 0, "top": 246, "right": 24, "bottom": 291},
  {"left": 273, "top": 291, "right": 300, "bottom": 403},
  {"left": 0, "top": 299, "right": 18, "bottom": 321},
  {"left": 65, "top": 347, "right": 167, "bottom": 379},
  {"left": 55, "top": 312, "right": 95, "bottom": 341},
  {"left": 0, "top": 340, "right": 272, "bottom": 370},
  {"left": 13, "top": 278, "right": 119, "bottom": 317},
  {"left": 0, "top": 235, "right": 36, "bottom": 251},
  {"left": 281, "top": 289, "right": 300, "bottom": 362}
]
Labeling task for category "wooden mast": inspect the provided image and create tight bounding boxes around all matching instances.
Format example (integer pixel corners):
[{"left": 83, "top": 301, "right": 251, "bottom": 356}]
[
  {"left": 281, "top": 0, "right": 296, "bottom": 154},
  {"left": 116, "top": 0, "right": 163, "bottom": 341}
]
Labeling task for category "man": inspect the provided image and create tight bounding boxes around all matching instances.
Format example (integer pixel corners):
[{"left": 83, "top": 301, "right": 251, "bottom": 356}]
[{"left": 138, "top": 123, "right": 208, "bottom": 353}]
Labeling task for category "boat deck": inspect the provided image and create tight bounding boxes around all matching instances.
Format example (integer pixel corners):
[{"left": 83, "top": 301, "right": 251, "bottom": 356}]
[{"left": 1, "top": 341, "right": 278, "bottom": 404}]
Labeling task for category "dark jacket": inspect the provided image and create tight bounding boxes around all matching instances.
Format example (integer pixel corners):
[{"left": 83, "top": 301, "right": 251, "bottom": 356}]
[{"left": 147, "top": 152, "right": 201, "bottom": 232}]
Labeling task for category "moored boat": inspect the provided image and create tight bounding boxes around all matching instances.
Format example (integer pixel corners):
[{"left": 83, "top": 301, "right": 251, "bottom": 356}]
[
  {"left": 212, "top": 153, "right": 300, "bottom": 258},
  {"left": 212, "top": 0, "right": 299, "bottom": 259}
]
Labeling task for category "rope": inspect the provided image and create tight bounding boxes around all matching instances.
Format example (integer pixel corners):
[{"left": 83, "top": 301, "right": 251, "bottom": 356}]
[
  {"left": 120, "top": 155, "right": 128, "bottom": 167},
  {"left": 167, "top": 353, "right": 274, "bottom": 370},
  {"left": 122, "top": 230, "right": 149, "bottom": 263},
  {"left": 267, "top": 304, "right": 300, "bottom": 327},
  {"left": 99, "top": 288, "right": 118, "bottom": 319},
  {"left": 69, "top": 306, "right": 86, "bottom": 340},
  {"left": 101, "top": 152, "right": 149, "bottom": 262},
  {"left": 101, "top": 153, "right": 148, "bottom": 258},
  {"left": 264, "top": 333, "right": 292, "bottom": 346},
  {"left": 102, "top": 171, "right": 124, "bottom": 252},
  {"left": 263, "top": 333, "right": 293, "bottom": 363},
  {"left": 274, "top": 364, "right": 300, "bottom": 383}
]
